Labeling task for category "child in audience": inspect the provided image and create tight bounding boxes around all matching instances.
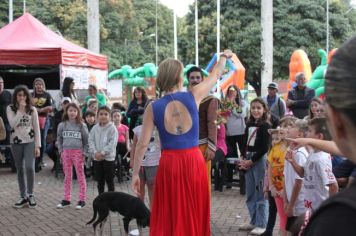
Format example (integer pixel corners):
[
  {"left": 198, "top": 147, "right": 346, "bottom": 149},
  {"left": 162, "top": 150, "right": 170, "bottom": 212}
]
[
  {"left": 131, "top": 100, "right": 161, "bottom": 208},
  {"left": 283, "top": 119, "right": 308, "bottom": 233},
  {"left": 84, "top": 109, "right": 96, "bottom": 177},
  {"left": 266, "top": 116, "right": 296, "bottom": 236},
  {"left": 286, "top": 118, "right": 339, "bottom": 212},
  {"left": 56, "top": 103, "right": 89, "bottom": 209},
  {"left": 87, "top": 99, "right": 98, "bottom": 115},
  {"left": 238, "top": 98, "right": 270, "bottom": 235},
  {"left": 131, "top": 125, "right": 160, "bottom": 208},
  {"left": 111, "top": 109, "right": 130, "bottom": 182},
  {"left": 88, "top": 106, "right": 118, "bottom": 194},
  {"left": 84, "top": 110, "right": 96, "bottom": 132}
]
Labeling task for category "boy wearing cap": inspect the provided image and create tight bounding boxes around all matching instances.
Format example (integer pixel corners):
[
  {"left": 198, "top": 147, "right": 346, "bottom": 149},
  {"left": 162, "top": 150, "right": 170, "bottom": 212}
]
[{"left": 264, "top": 82, "right": 286, "bottom": 121}]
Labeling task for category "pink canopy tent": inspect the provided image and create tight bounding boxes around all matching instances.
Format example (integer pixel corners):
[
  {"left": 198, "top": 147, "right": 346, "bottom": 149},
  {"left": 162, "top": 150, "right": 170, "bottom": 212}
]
[
  {"left": 0, "top": 13, "right": 107, "bottom": 70},
  {"left": 0, "top": 13, "right": 108, "bottom": 90}
]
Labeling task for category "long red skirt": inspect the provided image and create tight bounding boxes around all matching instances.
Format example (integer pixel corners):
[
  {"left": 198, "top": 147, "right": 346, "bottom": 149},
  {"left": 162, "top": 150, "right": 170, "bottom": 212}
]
[{"left": 149, "top": 147, "right": 210, "bottom": 236}]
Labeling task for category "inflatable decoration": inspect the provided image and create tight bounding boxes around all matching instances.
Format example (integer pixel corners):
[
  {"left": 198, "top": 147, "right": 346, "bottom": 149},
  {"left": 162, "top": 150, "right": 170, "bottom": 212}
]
[
  {"left": 288, "top": 49, "right": 312, "bottom": 91},
  {"left": 205, "top": 53, "right": 245, "bottom": 94}
]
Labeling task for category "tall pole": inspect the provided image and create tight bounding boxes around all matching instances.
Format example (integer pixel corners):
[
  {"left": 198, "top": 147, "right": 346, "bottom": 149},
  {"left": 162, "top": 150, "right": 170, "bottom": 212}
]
[
  {"left": 87, "top": 0, "right": 100, "bottom": 53},
  {"left": 216, "top": 0, "right": 221, "bottom": 95},
  {"left": 155, "top": 0, "right": 159, "bottom": 66},
  {"left": 9, "top": 0, "right": 13, "bottom": 22},
  {"left": 195, "top": 0, "right": 199, "bottom": 66},
  {"left": 326, "top": 0, "right": 330, "bottom": 54},
  {"left": 261, "top": 0, "right": 273, "bottom": 97},
  {"left": 173, "top": 7, "right": 178, "bottom": 59},
  {"left": 216, "top": 0, "right": 220, "bottom": 57},
  {"left": 23, "top": 0, "right": 26, "bottom": 13}
]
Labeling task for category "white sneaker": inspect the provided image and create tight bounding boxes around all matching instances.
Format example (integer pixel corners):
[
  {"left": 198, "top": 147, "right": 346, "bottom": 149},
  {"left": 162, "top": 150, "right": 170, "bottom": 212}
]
[
  {"left": 238, "top": 223, "right": 255, "bottom": 230},
  {"left": 250, "top": 227, "right": 266, "bottom": 235}
]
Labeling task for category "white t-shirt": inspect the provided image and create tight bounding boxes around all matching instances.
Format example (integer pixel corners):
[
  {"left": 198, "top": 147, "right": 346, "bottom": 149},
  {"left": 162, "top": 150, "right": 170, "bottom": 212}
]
[
  {"left": 284, "top": 147, "right": 308, "bottom": 216},
  {"left": 133, "top": 125, "right": 161, "bottom": 167},
  {"left": 303, "top": 151, "right": 336, "bottom": 211}
]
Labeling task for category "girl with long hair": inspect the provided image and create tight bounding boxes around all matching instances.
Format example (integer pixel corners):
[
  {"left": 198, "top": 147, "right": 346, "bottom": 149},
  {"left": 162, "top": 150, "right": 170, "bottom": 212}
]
[
  {"left": 238, "top": 97, "right": 270, "bottom": 235},
  {"left": 55, "top": 77, "right": 79, "bottom": 111},
  {"left": 56, "top": 103, "right": 89, "bottom": 209},
  {"left": 7, "top": 85, "right": 41, "bottom": 208}
]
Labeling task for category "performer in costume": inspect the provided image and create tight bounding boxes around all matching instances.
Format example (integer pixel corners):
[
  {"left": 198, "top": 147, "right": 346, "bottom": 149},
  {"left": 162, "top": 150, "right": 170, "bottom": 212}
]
[
  {"left": 131, "top": 50, "right": 232, "bottom": 236},
  {"left": 188, "top": 66, "right": 218, "bottom": 192}
]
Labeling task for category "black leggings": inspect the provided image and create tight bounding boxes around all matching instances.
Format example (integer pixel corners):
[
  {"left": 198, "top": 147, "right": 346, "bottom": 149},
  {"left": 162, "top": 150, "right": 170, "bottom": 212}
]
[{"left": 93, "top": 160, "right": 115, "bottom": 194}]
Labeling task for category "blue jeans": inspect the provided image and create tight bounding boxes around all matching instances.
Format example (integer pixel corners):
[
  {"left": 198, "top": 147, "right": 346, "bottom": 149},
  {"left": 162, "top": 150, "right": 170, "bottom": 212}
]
[
  {"left": 40, "top": 117, "right": 50, "bottom": 162},
  {"left": 245, "top": 155, "right": 268, "bottom": 227}
]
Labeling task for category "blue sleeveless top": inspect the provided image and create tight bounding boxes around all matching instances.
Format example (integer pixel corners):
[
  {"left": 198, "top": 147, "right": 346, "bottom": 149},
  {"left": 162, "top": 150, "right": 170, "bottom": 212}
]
[{"left": 152, "top": 91, "right": 199, "bottom": 150}]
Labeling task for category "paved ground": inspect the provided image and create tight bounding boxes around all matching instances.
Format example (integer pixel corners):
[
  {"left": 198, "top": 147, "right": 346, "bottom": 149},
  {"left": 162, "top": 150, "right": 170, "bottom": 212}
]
[{"left": 0, "top": 157, "right": 279, "bottom": 236}]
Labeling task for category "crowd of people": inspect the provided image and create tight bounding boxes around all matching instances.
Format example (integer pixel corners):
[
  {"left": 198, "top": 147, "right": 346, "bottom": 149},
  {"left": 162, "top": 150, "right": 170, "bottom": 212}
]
[{"left": 0, "top": 35, "right": 355, "bottom": 236}]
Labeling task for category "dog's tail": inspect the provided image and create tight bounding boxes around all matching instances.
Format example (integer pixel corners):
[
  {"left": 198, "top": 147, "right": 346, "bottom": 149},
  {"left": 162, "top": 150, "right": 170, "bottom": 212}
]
[{"left": 86, "top": 202, "right": 98, "bottom": 225}]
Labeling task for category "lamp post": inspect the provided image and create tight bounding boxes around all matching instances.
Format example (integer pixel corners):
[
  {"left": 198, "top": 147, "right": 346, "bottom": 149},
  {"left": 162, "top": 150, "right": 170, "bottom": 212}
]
[
  {"left": 326, "top": 0, "right": 329, "bottom": 54},
  {"left": 155, "top": 0, "right": 159, "bottom": 66}
]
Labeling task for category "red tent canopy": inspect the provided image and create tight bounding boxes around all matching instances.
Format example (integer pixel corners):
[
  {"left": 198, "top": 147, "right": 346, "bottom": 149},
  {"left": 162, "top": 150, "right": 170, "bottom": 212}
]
[{"left": 0, "top": 13, "right": 107, "bottom": 70}]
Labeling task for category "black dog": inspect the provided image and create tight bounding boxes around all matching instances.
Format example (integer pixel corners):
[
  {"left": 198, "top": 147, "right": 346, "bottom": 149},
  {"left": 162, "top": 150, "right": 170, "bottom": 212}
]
[{"left": 87, "top": 192, "right": 150, "bottom": 236}]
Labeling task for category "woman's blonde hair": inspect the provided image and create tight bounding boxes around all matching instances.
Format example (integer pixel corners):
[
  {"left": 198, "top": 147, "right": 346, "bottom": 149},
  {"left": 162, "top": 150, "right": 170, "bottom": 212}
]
[{"left": 156, "top": 58, "right": 184, "bottom": 93}]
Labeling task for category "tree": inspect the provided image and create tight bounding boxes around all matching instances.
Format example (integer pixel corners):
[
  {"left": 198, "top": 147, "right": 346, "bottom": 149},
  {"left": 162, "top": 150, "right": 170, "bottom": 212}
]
[{"left": 179, "top": 0, "right": 356, "bottom": 94}]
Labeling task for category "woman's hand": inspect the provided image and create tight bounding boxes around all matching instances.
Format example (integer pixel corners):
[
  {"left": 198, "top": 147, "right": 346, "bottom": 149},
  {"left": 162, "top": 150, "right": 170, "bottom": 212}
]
[
  {"left": 131, "top": 174, "right": 141, "bottom": 197},
  {"left": 34, "top": 147, "right": 40, "bottom": 158},
  {"left": 221, "top": 49, "right": 233, "bottom": 59}
]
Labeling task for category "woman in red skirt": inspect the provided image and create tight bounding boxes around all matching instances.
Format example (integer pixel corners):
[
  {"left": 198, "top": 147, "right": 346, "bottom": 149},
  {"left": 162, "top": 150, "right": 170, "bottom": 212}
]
[{"left": 131, "top": 50, "right": 232, "bottom": 236}]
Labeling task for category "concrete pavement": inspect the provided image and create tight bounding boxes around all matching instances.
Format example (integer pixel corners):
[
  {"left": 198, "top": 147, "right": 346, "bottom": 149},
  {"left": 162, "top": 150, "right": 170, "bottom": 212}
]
[{"left": 0, "top": 158, "right": 279, "bottom": 236}]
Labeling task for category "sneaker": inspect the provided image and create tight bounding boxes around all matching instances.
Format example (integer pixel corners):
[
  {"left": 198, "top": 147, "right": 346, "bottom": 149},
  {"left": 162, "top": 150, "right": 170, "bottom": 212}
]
[
  {"left": 57, "top": 200, "right": 71, "bottom": 209},
  {"left": 75, "top": 201, "right": 85, "bottom": 210},
  {"left": 13, "top": 197, "right": 28, "bottom": 208},
  {"left": 250, "top": 227, "right": 267, "bottom": 235},
  {"left": 28, "top": 195, "right": 37, "bottom": 208},
  {"left": 238, "top": 223, "right": 255, "bottom": 230}
]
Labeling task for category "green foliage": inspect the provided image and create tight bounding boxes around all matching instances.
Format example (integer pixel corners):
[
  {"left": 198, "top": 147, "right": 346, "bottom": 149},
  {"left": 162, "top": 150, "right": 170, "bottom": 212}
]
[{"left": 179, "top": 0, "right": 356, "bottom": 82}]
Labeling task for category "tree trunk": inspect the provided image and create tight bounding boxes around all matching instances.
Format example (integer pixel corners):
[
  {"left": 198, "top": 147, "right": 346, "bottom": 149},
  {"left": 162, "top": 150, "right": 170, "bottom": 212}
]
[{"left": 87, "top": 0, "right": 100, "bottom": 53}]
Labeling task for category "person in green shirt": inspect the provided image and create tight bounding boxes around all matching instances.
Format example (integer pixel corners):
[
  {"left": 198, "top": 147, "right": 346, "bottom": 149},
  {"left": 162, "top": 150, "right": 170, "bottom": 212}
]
[{"left": 82, "top": 84, "right": 107, "bottom": 114}]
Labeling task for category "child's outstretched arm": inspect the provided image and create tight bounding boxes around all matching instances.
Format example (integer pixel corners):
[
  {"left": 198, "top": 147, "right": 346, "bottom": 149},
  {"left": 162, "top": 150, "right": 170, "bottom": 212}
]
[{"left": 286, "top": 138, "right": 343, "bottom": 156}]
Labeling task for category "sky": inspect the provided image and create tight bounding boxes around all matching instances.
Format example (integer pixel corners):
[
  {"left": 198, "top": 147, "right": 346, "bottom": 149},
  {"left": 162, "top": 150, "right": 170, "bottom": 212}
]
[{"left": 160, "top": 0, "right": 195, "bottom": 17}]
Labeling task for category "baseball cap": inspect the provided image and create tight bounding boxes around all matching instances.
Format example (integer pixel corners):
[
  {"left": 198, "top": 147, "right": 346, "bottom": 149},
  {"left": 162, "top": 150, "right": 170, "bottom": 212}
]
[
  {"left": 267, "top": 82, "right": 278, "bottom": 90},
  {"left": 61, "top": 97, "right": 72, "bottom": 104}
]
